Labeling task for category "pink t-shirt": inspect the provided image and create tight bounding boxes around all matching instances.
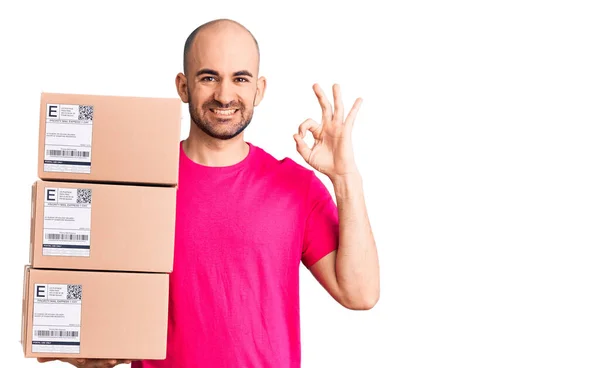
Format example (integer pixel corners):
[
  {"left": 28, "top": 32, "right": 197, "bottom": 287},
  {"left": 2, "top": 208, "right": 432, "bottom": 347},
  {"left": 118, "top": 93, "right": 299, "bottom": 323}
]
[{"left": 133, "top": 141, "right": 339, "bottom": 368}]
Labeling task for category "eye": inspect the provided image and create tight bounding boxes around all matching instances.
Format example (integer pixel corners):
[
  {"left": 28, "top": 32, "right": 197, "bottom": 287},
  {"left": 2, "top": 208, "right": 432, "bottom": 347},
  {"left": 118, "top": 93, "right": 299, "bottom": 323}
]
[
  {"left": 235, "top": 78, "right": 249, "bottom": 83},
  {"left": 201, "top": 76, "right": 217, "bottom": 82}
]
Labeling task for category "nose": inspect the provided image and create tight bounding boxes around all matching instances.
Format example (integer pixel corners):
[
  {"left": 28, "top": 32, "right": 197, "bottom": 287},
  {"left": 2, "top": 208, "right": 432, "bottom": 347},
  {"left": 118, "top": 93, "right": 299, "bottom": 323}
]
[{"left": 213, "top": 80, "right": 236, "bottom": 106}]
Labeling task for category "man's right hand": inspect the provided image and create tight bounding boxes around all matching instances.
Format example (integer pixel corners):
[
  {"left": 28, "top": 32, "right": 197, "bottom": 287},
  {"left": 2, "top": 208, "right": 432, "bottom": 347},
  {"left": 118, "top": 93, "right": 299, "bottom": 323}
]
[{"left": 37, "top": 357, "right": 132, "bottom": 367}]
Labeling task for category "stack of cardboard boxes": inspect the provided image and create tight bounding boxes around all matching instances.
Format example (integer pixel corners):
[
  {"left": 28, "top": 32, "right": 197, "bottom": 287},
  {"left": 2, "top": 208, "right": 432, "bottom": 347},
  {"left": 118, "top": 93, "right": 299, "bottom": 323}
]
[{"left": 21, "top": 92, "right": 181, "bottom": 360}]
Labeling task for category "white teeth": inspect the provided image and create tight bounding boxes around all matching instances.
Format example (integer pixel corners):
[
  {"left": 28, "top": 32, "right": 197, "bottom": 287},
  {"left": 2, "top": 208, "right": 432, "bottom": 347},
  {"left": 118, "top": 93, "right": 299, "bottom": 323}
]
[{"left": 213, "top": 109, "right": 236, "bottom": 116}]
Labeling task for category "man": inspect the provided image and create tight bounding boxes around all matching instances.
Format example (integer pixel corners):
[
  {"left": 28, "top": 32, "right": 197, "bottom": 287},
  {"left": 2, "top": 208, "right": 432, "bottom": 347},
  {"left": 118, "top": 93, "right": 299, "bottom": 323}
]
[{"left": 38, "top": 18, "right": 379, "bottom": 368}]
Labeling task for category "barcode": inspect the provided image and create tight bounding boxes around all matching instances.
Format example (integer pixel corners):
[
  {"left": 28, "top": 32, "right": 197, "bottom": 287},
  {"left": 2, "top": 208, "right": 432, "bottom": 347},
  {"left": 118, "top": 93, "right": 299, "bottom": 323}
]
[
  {"left": 46, "top": 149, "right": 90, "bottom": 158},
  {"left": 34, "top": 330, "right": 79, "bottom": 337},
  {"left": 45, "top": 233, "right": 89, "bottom": 241}
]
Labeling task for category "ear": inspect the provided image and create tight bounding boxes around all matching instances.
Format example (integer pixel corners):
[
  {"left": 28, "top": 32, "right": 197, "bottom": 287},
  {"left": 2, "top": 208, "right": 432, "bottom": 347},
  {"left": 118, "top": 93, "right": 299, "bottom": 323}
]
[
  {"left": 175, "top": 72, "right": 189, "bottom": 103},
  {"left": 253, "top": 76, "right": 267, "bottom": 107}
]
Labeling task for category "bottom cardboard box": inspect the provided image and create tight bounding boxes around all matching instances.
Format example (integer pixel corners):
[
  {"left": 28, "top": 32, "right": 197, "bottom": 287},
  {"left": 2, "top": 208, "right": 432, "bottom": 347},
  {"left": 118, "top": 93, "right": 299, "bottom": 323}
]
[{"left": 21, "top": 266, "right": 169, "bottom": 360}]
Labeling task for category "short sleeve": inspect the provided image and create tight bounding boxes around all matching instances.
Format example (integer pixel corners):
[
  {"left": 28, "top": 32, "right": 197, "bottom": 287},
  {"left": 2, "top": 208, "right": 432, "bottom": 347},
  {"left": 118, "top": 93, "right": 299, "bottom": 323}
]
[{"left": 301, "top": 172, "right": 339, "bottom": 268}]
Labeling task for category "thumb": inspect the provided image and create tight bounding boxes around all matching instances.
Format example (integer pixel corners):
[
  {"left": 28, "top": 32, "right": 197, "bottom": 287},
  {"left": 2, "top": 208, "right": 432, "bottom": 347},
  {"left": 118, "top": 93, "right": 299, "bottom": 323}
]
[{"left": 293, "top": 134, "right": 311, "bottom": 162}]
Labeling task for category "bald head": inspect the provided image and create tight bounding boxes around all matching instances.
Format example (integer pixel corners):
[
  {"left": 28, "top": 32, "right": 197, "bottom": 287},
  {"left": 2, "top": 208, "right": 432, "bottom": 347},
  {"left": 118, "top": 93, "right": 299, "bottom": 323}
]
[
  {"left": 175, "top": 18, "right": 267, "bottom": 141},
  {"left": 183, "top": 19, "right": 260, "bottom": 76}
]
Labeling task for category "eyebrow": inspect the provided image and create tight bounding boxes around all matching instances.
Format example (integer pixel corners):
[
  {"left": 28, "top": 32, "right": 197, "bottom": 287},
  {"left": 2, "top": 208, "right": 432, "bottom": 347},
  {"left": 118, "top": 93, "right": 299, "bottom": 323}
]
[
  {"left": 233, "top": 70, "right": 254, "bottom": 78},
  {"left": 196, "top": 69, "right": 254, "bottom": 78},
  {"left": 196, "top": 68, "right": 218, "bottom": 77}
]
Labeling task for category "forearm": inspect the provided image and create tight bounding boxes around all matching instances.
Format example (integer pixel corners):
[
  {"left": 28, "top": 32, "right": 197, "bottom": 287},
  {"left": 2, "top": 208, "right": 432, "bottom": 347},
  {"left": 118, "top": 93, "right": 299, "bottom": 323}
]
[{"left": 331, "top": 172, "right": 380, "bottom": 309}]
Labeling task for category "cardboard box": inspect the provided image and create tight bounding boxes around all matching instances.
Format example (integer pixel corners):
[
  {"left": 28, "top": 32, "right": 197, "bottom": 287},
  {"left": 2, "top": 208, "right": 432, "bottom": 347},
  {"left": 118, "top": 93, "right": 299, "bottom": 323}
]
[
  {"left": 22, "top": 267, "right": 169, "bottom": 360},
  {"left": 38, "top": 92, "right": 181, "bottom": 186},
  {"left": 30, "top": 180, "right": 176, "bottom": 273}
]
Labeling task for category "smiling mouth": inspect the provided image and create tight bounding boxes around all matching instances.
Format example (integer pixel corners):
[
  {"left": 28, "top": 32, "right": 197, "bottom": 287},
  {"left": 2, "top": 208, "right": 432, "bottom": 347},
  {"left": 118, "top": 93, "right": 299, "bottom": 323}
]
[{"left": 210, "top": 108, "right": 238, "bottom": 116}]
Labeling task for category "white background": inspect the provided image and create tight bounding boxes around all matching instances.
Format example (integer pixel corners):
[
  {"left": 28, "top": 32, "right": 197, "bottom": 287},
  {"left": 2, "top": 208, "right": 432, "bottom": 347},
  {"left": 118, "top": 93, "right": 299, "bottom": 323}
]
[{"left": 1, "top": 0, "right": 599, "bottom": 367}]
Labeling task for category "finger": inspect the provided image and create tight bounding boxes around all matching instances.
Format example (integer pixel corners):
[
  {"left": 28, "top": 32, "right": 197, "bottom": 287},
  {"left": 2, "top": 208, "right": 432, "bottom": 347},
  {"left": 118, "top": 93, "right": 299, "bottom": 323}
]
[
  {"left": 313, "top": 83, "right": 333, "bottom": 123},
  {"left": 344, "top": 97, "right": 363, "bottom": 130},
  {"left": 332, "top": 84, "right": 344, "bottom": 124},
  {"left": 108, "top": 359, "right": 131, "bottom": 367},
  {"left": 53, "top": 358, "right": 85, "bottom": 367},
  {"left": 293, "top": 133, "right": 311, "bottom": 162},
  {"left": 93, "top": 359, "right": 119, "bottom": 368},
  {"left": 63, "top": 358, "right": 86, "bottom": 366},
  {"left": 48, "top": 358, "right": 85, "bottom": 367},
  {"left": 297, "top": 118, "right": 320, "bottom": 139},
  {"left": 37, "top": 358, "right": 58, "bottom": 363},
  {"left": 90, "top": 360, "right": 114, "bottom": 368}
]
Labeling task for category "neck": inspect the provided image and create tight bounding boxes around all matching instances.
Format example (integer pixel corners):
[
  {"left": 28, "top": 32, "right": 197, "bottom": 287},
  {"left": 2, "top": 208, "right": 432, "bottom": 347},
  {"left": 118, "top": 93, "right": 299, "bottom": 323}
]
[{"left": 182, "top": 125, "right": 249, "bottom": 167}]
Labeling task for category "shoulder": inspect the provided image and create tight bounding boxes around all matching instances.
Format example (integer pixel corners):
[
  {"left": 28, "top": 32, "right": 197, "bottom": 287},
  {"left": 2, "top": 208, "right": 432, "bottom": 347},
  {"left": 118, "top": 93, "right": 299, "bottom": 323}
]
[
  {"left": 250, "top": 143, "right": 316, "bottom": 181},
  {"left": 249, "top": 143, "right": 330, "bottom": 199}
]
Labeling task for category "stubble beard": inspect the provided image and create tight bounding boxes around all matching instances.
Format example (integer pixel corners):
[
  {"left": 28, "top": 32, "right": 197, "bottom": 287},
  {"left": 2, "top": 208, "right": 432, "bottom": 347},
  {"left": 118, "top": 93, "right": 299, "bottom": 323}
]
[{"left": 188, "top": 94, "right": 255, "bottom": 141}]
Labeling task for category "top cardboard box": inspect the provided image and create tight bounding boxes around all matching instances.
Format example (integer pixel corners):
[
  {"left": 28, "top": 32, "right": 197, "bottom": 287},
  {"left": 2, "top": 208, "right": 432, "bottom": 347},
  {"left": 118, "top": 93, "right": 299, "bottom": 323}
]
[{"left": 38, "top": 92, "right": 181, "bottom": 186}]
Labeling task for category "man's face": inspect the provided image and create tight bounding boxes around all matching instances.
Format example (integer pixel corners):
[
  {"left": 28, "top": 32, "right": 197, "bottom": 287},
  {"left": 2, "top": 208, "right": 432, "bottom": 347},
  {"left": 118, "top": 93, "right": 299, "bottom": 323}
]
[{"left": 182, "top": 27, "right": 264, "bottom": 140}]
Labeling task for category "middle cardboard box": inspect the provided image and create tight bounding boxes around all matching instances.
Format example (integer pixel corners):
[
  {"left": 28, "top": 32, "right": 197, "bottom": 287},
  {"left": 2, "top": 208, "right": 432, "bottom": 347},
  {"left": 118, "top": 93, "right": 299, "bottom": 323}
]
[{"left": 30, "top": 180, "right": 176, "bottom": 273}]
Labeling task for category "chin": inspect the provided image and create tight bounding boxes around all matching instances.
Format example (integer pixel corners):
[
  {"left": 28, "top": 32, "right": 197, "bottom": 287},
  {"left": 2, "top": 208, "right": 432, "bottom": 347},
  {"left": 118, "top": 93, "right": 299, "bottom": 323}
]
[{"left": 201, "top": 125, "right": 247, "bottom": 140}]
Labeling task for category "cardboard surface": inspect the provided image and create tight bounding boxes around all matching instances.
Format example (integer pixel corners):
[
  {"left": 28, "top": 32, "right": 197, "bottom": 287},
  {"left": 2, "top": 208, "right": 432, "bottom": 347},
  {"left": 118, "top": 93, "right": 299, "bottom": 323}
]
[
  {"left": 22, "top": 267, "right": 169, "bottom": 360},
  {"left": 38, "top": 92, "right": 181, "bottom": 186},
  {"left": 30, "top": 180, "right": 176, "bottom": 273}
]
